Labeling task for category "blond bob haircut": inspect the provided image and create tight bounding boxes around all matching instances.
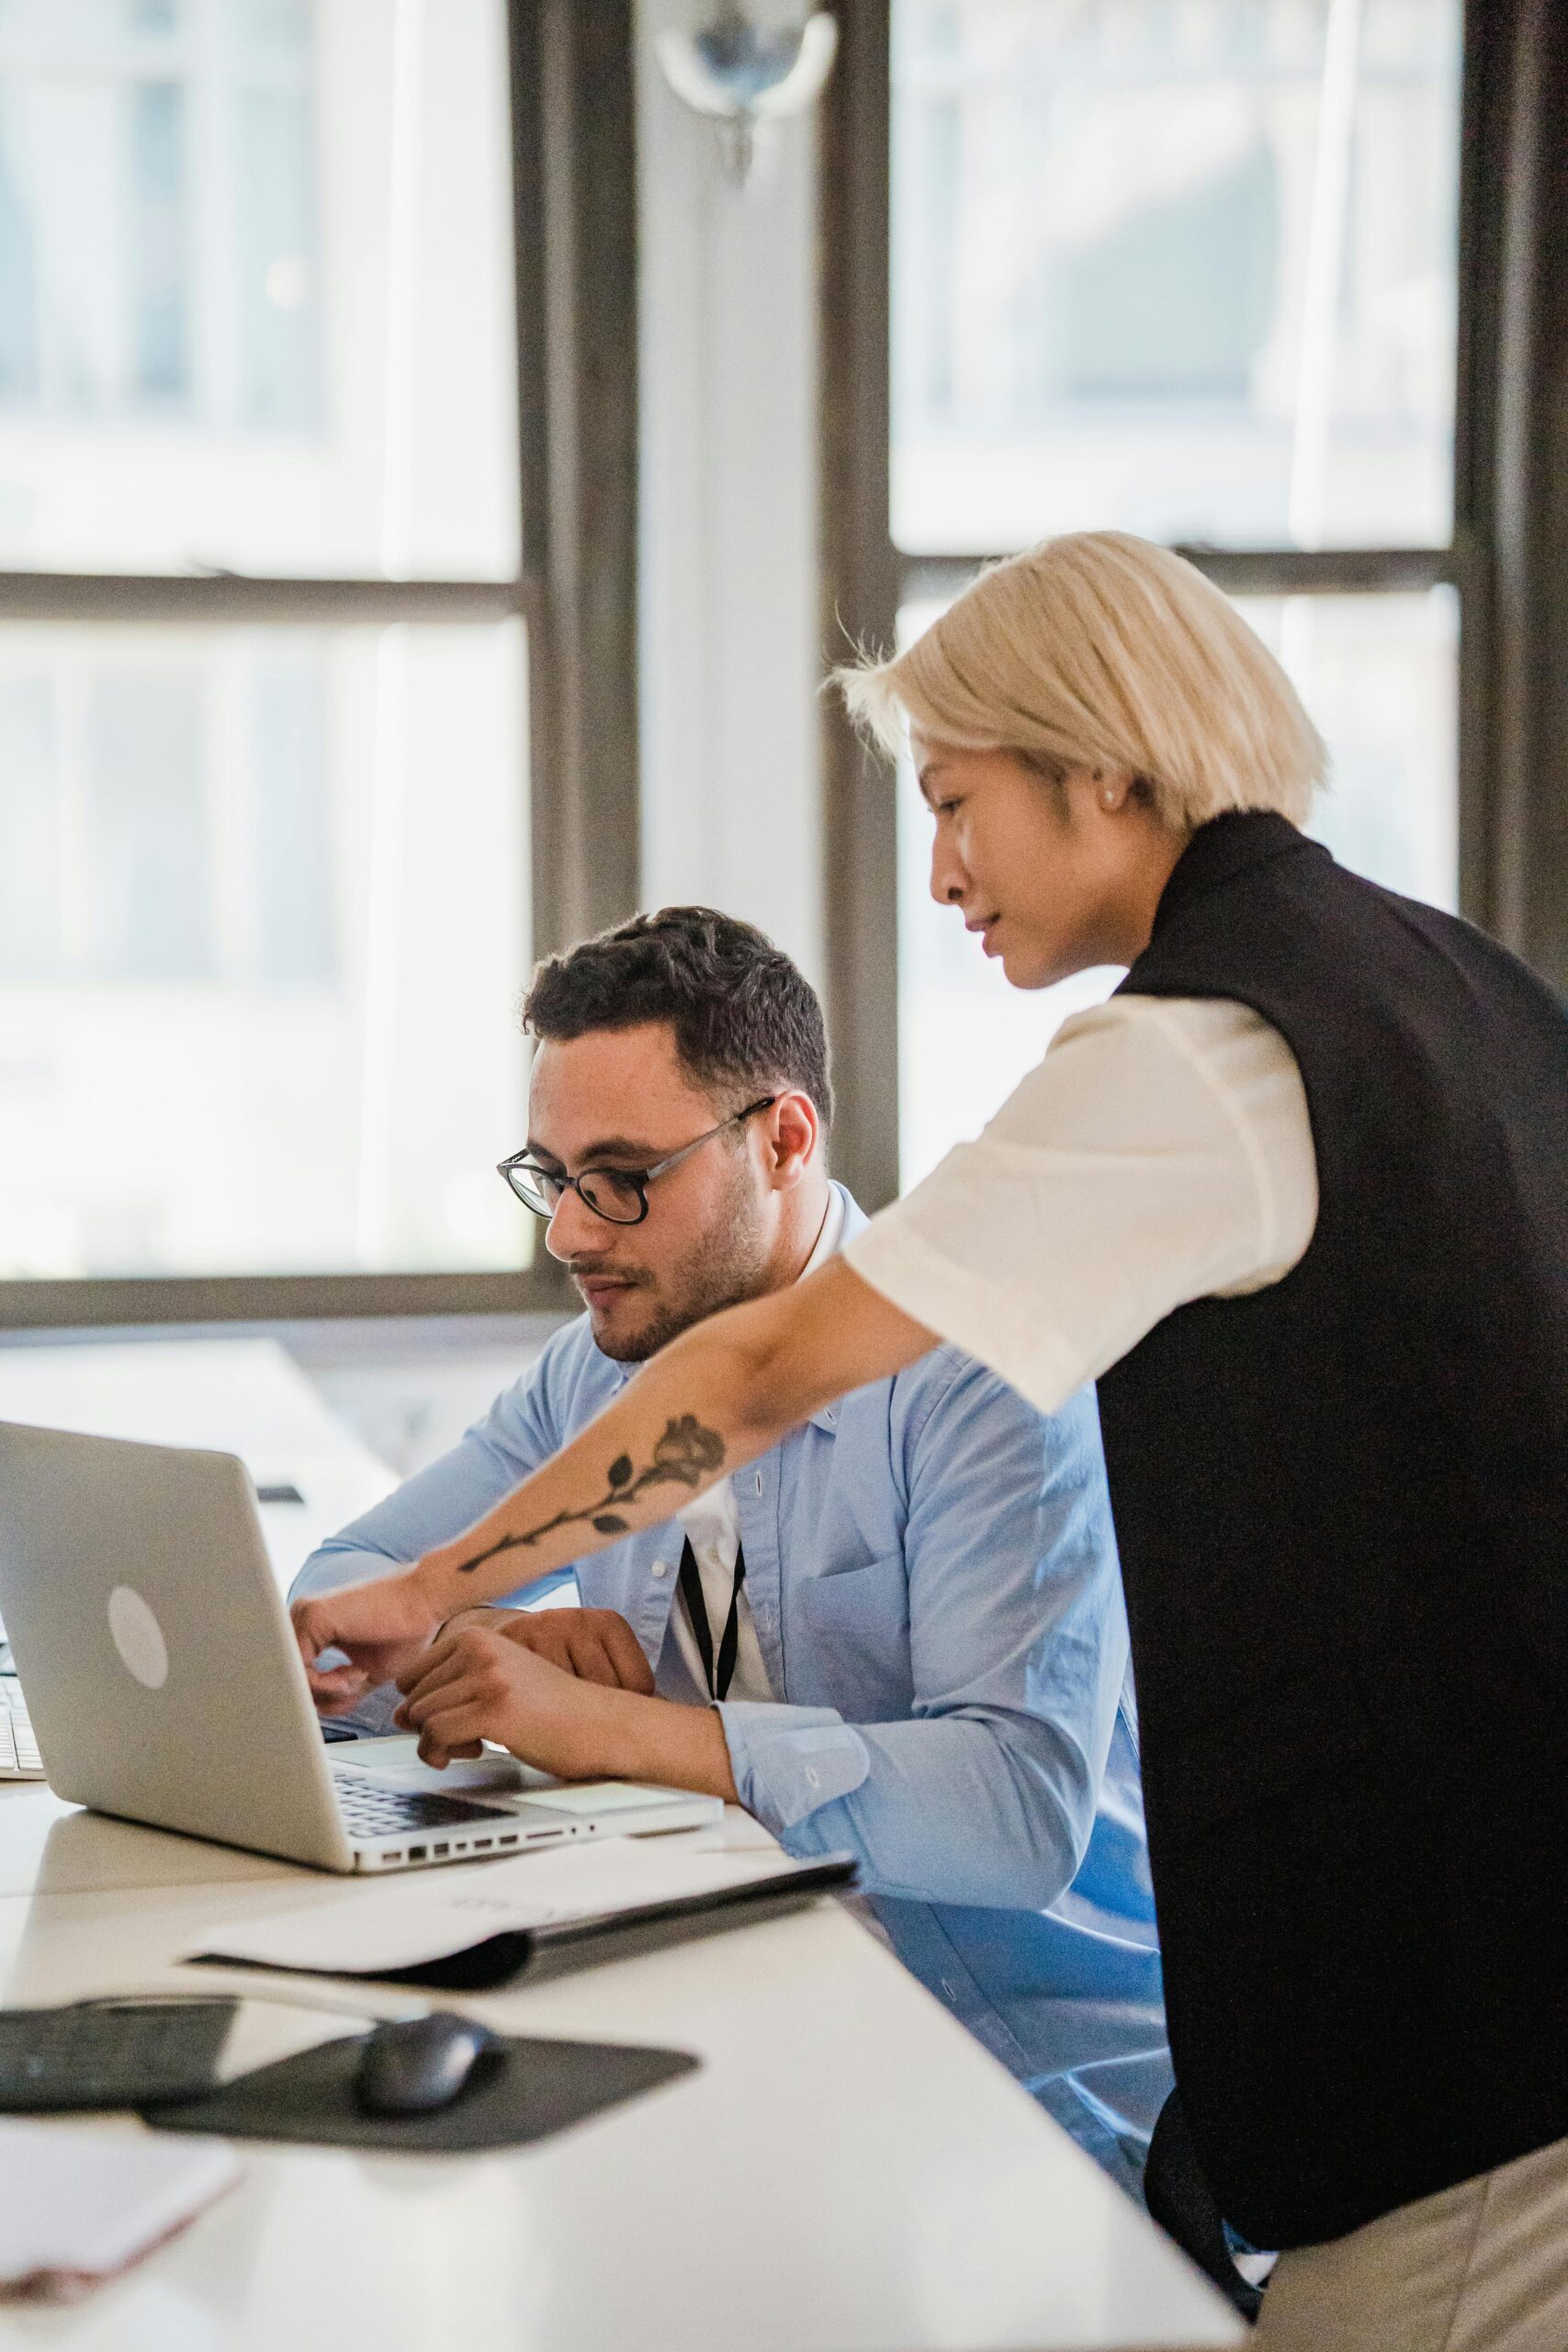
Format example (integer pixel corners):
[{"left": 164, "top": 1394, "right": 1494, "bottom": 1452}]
[{"left": 837, "top": 530, "right": 1326, "bottom": 833}]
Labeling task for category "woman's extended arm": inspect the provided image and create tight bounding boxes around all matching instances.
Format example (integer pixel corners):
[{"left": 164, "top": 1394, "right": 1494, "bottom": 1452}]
[{"left": 290, "top": 1258, "right": 936, "bottom": 1702}]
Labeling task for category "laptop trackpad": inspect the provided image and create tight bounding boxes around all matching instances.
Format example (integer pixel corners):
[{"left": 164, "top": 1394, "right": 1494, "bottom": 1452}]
[
  {"left": 332, "top": 1736, "right": 537, "bottom": 1795},
  {"left": 332, "top": 1737, "right": 684, "bottom": 1817}
]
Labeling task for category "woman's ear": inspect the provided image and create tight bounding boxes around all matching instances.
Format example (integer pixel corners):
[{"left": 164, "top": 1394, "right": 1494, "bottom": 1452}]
[
  {"left": 1060, "top": 763, "right": 1139, "bottom": 829},
  {"left": 1090, "top": 766, "right": 1138, "bottom": 814}
]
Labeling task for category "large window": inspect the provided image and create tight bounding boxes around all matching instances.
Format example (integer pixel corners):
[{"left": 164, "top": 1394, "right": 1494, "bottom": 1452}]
[
  {"left": 891, "top": 0, "right": 1460, "bottom": 556},
  {"left": 0, "top": 0, "right": 520, "bottom": 578},
  {"left": 887, "top": 0, "right": 1463, "bottom": 1183},
  {"left": 0, "top": 620, "right": 529, "bottom": 1277},
  {"left": 0, "top": 0, "right": 638, "bottom": 1321},
  {"left": 820, "top": 0, "right": 1531, "bottom": 1212}
]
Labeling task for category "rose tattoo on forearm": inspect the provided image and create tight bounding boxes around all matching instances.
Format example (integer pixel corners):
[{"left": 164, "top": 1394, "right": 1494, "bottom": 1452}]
[{"left": 456, "top": 1416, "right": 728, "bottom": 1574}]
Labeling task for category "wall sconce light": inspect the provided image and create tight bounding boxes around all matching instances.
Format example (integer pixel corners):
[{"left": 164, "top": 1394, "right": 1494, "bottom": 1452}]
[{"left": 655, "top": 8, "right": 839, "bottom": 185}]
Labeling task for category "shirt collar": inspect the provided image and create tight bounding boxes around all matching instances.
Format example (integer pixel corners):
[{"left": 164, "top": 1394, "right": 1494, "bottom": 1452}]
[
  {"left": 594, "top": 1179, "right": 860, "bottom": 1435},
  {"left": 802, "top": 1182, "right": 847, "bottom": 1278},
  {"left": 802, "top": 1184, "right": 849, "bottom": 1431}
]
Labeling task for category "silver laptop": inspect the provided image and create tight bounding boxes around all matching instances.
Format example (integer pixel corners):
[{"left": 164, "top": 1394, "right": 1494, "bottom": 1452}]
[{"left": 0, "top": 1419, "right": 721, "bottom": 1871}]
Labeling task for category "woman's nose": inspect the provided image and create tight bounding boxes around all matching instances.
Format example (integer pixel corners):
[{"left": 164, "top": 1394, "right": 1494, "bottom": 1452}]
[{"left": 930, "top": 832, "right": 967, "bottom": 908}]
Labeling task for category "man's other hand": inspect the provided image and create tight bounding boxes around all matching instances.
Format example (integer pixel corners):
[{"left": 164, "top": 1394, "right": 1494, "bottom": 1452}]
[
  {"left": 494, "top": 1606, "right": 655, "bottom": 1694},
  {"left": 391, "top": 1626, "right": 613, "bottom": 1775},
  {"left": 392, "top": 1619, "right": 740, "bottom": 1799}
]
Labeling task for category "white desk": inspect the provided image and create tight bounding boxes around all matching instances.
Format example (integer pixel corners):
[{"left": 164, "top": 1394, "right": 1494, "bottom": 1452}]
[
  {"left": 0, "top": 1786, "right": 1243, "bottom": 2351},
  {"left": 0, "top": 1339, "right": 393, "bottom": 1592}
]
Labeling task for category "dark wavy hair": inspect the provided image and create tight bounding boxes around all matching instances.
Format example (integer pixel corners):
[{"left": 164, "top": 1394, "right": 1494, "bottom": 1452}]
[{"left": 521, "top": 907, "right": 833, "bottom": 1132}]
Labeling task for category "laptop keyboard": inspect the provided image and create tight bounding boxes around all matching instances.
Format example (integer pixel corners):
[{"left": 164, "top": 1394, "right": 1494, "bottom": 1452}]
[
  {"left": 0, "top": 1678, "right": 41, "bottom": 1780},
  {"left": 331, "top": 1769, "right": 513, "bottom": 1839}
]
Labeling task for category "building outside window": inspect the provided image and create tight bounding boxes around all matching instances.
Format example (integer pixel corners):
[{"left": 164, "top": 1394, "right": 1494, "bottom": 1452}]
[
  {"left": 888, "top": 0, "right": 1462, "bottom": 1184},
  {"left": 0, "top": 0, "right": 535, "bottom": 1287}
]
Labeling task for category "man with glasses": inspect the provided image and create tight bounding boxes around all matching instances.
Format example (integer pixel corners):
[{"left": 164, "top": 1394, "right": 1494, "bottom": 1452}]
[{"left": 292, "top": 907, "right": 1168, "bottom": 2197}]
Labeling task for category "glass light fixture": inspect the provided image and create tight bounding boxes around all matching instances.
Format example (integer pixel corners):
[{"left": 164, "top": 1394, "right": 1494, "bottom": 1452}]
[{"left": 655, "top": 8, "right": 838, "bottom": 183}]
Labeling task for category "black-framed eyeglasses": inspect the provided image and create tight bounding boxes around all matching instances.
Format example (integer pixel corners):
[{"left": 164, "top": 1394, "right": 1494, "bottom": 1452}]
[{"left": 497, "top": 1096, "right": 777, "bottom": 1227}]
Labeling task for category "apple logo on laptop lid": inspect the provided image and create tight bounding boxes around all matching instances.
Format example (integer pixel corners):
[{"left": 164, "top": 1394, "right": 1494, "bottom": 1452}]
[{"left": 107, "top": 1586, "right": 169, "bottom": 1691}]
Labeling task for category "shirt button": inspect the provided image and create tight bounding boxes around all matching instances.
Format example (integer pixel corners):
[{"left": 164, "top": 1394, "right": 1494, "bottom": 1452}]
[
  {"left": 651, "top": 1561, "right": 669, "bottom": 1579},
  {"left": 805, "top": 1767, "right": 820, "bottom": 1789}
]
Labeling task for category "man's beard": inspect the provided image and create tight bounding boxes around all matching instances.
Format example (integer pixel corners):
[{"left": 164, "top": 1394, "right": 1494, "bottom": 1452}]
[{"left": 575, "top": 1166, "right": 773, "bottom": 1363}]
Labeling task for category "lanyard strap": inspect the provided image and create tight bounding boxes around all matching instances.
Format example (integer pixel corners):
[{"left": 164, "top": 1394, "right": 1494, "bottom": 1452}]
[{"left": 677, "top": 1535, "right": 748, "bottom": 1702}]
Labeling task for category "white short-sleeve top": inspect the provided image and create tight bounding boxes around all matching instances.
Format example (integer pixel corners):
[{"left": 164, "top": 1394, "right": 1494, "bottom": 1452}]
[{"left": 845, "top": 995, "right": 1320, "bottom": 1418}]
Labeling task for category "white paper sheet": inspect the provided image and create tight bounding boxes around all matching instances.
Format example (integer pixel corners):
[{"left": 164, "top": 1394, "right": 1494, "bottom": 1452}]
[
  {"left": 0, "top": 2122, "right": 240, "bottom": 2300},
  {"left": 190, "top": 1840, "right": 814, "bottom": 1975}
]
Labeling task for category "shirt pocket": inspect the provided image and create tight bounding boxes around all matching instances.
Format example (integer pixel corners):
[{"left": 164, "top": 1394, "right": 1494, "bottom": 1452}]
[{"left": 797, "top": 1550, "right": 912, "bottom": 1722}]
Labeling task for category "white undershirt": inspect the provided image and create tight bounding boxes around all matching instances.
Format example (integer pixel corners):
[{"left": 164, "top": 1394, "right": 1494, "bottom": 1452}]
[
  {"left": 666, "top": 1186, "right": 847, "bottom": 1705},
  {"left": 845, "top": 996, "right": 1319, "bottom": 1421}
]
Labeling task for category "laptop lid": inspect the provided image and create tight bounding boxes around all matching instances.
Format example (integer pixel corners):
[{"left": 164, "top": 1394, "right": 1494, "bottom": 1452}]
[{"left": 0, "top": 1420, "right": 354, "bottom": 1871}]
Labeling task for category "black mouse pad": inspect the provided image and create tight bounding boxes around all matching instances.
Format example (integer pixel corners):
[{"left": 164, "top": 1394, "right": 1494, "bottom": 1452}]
[{"left": 141, "top": 2031, "right": 697, "bottom": 2154}]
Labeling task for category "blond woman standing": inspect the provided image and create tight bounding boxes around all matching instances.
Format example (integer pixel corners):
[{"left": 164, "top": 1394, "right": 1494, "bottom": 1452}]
[{"left": 297, "top": 533, "right": 1568, "bottom": 2352}]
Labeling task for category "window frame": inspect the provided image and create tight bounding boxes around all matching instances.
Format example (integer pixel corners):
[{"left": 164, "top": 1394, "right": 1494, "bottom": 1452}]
[
  {"left": 0, "top": 0, "right": 639, "bottom": 1330},
  {"left": 820, "top": 0, "right": 1566, "bottom": 1213}
]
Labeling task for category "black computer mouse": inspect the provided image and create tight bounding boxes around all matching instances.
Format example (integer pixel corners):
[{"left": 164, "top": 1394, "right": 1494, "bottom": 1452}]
[{"left": 352, "top": 2011, "right": 502, "bottom": 2118}]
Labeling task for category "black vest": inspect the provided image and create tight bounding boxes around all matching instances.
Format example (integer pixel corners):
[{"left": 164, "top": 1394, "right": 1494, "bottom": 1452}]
[{"left": 1097, "top": 812, "right": 1568, "bottom": 2249}]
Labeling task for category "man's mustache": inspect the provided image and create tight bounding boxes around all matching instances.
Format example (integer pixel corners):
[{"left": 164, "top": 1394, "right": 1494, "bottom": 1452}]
[{"left": 568, "top": 1261, "right": 653, "bottom": 1290}]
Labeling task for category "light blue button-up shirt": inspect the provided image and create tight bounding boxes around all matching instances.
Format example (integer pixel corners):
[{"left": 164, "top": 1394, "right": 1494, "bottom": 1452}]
[{"left": 292, "top": 1186, "right": 1171, "bottom": 2191}]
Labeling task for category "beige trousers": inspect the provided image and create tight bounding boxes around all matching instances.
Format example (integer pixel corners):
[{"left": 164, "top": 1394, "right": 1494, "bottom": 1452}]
[{"left": 1251, "top": 2134, "right": 1568, "bottom": 2352}]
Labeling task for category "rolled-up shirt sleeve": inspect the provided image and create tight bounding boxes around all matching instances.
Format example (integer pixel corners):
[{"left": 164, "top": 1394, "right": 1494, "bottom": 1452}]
[
  {"left": 718, "top": 1363, "right": 1129, "bottom": 1912},
  {"left": 845, "top": 993, "right": 1317, "bottom": 1419},
  {"left": 719, "top": 1705, "right": 873, "bottom": 1829}
]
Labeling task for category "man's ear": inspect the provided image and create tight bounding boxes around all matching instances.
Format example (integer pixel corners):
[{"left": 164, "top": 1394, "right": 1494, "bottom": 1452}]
[{"left": 766, "top": 1090, "right": 820, "bottom": 1185}]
